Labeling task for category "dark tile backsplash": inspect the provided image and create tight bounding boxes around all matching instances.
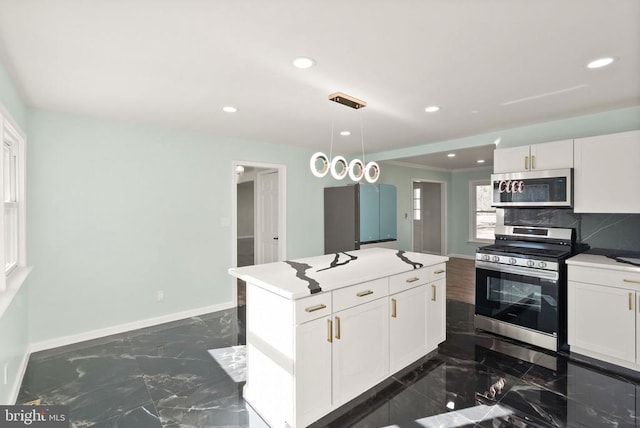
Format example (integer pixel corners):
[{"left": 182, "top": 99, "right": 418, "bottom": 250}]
[{"left": 503, "top": 209, "right": 640, "bottom": 251}]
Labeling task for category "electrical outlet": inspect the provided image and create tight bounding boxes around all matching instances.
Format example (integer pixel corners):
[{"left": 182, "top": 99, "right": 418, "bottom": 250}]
[
  {"left": 3, "top": 362, "right": 8, "bottom": 385},
  {"left": 157, "top": 290, "right": 164, "bottom": 302}
]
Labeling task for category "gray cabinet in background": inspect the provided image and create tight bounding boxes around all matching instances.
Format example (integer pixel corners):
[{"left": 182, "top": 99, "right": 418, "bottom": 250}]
[{"left": 324, "top": 183, "right": 397, "bottom": 254}]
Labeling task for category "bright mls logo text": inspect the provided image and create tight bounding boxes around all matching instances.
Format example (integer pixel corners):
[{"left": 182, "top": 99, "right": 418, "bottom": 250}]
[{"left": 1, "top": 406, "right": 68, "bottom": 427}]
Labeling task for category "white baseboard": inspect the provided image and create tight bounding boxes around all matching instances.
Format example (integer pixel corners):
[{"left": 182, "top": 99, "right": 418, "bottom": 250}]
[
  {"left": 29, "top": 301, "right": 236, "bottom": 354},
  {"left": 9, "top": 351, "right": 30, "bottom": 405}
]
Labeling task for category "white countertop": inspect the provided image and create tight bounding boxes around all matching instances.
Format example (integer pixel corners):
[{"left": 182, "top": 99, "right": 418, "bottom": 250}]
[
  {"left": 567, "top": 253, "right": 640, "bottom": 274},
  {"left": 228, "top": 247, "right": 449, "bottom": 300}
]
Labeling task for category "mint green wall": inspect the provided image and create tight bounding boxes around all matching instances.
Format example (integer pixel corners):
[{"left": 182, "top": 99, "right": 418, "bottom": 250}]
[
  {"left": 0, "top": 60, "right": 26, "bottom": 129},
  {"left": 26, "top": 109, "right": 326, "bottom": 343},
  {"left": 377, "top": 163, "right": 451, "bottom": 252},
  {"left": 0, "top": 58, "right": 29, "bottom": 404},
  {"left": 449, "top": 168, "right": 493, "bottom": 257}
]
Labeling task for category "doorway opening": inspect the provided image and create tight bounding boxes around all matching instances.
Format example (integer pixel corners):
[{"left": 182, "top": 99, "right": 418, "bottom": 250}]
[
  {"left": 231, "top": 161, "right": 287, "bottom": 306},
  {"left": 412, "top": 179, "right": 447, "bottom": 255}
]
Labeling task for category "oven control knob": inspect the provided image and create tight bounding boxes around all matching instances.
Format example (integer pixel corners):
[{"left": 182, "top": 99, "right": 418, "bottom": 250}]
[
  {"left": 492, "top": 256, "right": 500, "bottom": 262},
  {"left": 538, "top": 261, "right": 547, "bottom": 268},
  {"left": 509, "top": 258, "right": 517, "bottom": 265},
  {"left": 482, "top": 255, "right": 490, "bottom": 261},
  {"left": 527, "top": 260, "right": 535, "bottom": 267}
]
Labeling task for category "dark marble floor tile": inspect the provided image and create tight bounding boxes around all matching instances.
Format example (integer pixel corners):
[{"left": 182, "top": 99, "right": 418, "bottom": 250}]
[
  {"left": 18, "top": 340, "right": 142, "bottom": 405},
  {"left": 28, "top": 336, "right": 131, "bottom": 363},
  {"left": 155, "top": 378, "right": 250, "bottom": 428},
  {"left": 309, "top": 377, "right": 406, "bottom": 428},
  {"left": 87, "top": 404, "right": 162, "bottom": 428},
  {"left": 137, "top": 354, "right": 232, "bottom": 402},
  {"left": 60, "top": 379, "right": 151, "bottom": 427},
  {"left": 346, "top": 386, "right": 448, "bottom": 428},
  {"left": 129, "top": 322, "right": 214, "bottom": 359},
  {"left": 403, "top": 353, "right": 520, "bottom": 411}
]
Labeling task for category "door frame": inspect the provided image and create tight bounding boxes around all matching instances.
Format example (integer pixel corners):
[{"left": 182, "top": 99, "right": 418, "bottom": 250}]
[
  {"left": 410, "top": 178, "right": 447, "bottom": 255},
  {"left": 231, "top": 160, "right": 287, "bottom": 303}
]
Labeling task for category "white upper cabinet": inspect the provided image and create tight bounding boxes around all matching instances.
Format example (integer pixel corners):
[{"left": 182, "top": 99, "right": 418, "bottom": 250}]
[
  {"left": 573, "top": 130, "right": 640, "bottom": 213},
  {"left": 493, "top": 139, "right": 574, "bottom": 173}
]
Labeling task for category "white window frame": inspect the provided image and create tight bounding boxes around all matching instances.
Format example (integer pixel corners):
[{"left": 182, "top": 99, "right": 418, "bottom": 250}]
[
  {"left": 412, "top": 186, "right": 421, "bottom": 220},
  {"left": 469, "top": 180, "right": 496, "bottom": 243},
  {"left": 0, "top": 112, "right": 27, "bottom": 293}
]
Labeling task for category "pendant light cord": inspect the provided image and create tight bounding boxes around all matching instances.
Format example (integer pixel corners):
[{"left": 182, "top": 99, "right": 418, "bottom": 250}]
[
  {"left": 329, "top": 120, "right": 335, "bottom": 161},
  {"left": 360, "top": 115, "right": 365, "bottom": 165}
]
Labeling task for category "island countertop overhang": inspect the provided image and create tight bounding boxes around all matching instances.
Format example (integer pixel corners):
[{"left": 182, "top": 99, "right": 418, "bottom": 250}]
[{"left": 228, "top": 247, "right": 449, "bottom": 300}]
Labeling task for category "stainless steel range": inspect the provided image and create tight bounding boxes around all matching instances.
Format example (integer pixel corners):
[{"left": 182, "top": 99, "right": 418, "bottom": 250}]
[{"left": 474, "top": 224, "right": 588, "bottom": 352}]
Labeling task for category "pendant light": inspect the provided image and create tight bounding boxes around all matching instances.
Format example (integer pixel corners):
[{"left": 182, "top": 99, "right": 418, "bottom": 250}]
[{"left": 309, "top": 92, "right": 380, "bottom": 183}]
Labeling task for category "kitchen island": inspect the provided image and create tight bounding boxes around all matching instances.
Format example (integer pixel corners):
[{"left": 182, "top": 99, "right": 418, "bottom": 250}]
[{"left": 229, "top": 248, "right": 448, "bottom": 428}]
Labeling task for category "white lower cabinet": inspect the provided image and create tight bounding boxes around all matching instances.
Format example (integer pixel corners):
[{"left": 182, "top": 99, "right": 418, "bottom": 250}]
[
  {"left": 332, "top": 297, "right": 390, "bottom": 406},
  {"left": 568, "top": 264, "right": 640, "bottom": 370},
  {"left": 389, "top": 284, "right": 427, "bottom": 373},
  {"left": 568, "top": 281, "right": 636, "bottom": 363},
  {"left": 294, "top": 316, "right": 332, "bottom": 427},
  {"left": 427, "top": 279, "right": 446, "bottom": 349}
]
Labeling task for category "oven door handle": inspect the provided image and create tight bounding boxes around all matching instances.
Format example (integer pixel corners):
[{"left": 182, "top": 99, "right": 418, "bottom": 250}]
[{"left": 476, "top": 261, "right": 559, "bottom": 282}]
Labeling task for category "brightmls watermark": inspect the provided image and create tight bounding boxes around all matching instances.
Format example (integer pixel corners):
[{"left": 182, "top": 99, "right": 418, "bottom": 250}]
[{"left": 0, "top": 406, "right": 68, "bottom": 427}]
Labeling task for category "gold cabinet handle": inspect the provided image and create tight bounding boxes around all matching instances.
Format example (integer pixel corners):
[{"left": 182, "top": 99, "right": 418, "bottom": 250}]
[
  {"left": 531, "top": 155, "right": 536, "bottom": 169},
  {"left": 391, "top": 298, "right": 397, "bottom": 318},
  {"left": 431, "top": 284, "right": 437, "bottom": 301},
  {"left": 405, "top": 277, "right": 419, "bottom": 283},
  {"left": 638, "top": 294, "right": 639, "bottom": 313},
  {"left": 327, "top": 319, "right": 333, "bottom": 343},
  {"left": 629, "top": 292, "right": 633, "bottom": 311},
  {"left": 335, "top": 316, "right": 341, "bottom": 339},
  {"left": 433, "top": 270, "right": 445, "bottom": 275},
  {"left": 525, "top": 156, "right": 529, "bottom": 170},
  {"left": 305, "top": 304, "right": 327, "bottom": 313},
  {"left": 357, "top": 290, "right": 374, "bottom": 297},
  {"left": 624, "top": 279, "right": 640, "bottom": 285}
]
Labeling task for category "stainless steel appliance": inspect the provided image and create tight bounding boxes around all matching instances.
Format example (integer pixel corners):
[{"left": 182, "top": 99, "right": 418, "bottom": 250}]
[
  {"left": 474, "top": 224, "right": 587, "bottom": 351},
  {"left": 491, "top": 168, "right": 572, "bottom": 208}
]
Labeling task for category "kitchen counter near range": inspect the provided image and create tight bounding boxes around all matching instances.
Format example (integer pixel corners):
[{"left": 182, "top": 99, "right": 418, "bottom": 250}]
[
  {"left": 566, "top": 252, "right": 640, "bottom": 274},
  {"left": 228, "top": 247, "right": 448, "bottom": 300}
]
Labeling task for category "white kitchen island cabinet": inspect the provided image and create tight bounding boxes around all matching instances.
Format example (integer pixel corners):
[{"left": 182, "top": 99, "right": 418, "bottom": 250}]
[{"left": 229, "top": 248, "right": 448, "bottom": 428}]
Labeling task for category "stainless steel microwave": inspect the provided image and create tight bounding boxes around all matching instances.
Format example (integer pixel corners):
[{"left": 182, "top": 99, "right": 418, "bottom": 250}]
[{"left": 491, "top": 168, "right": 572, "bottom": 208}]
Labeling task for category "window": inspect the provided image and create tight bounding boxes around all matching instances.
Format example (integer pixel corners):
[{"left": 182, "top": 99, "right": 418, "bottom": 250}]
[
  {"left": 413, "top": 186, "right": 421, "bottom": 220},
  {"left": 471, "top": 181, "right": 496, "bottom": 241},
  {"left": 0, "top": 115, "right": 25, "bottom": 289}
]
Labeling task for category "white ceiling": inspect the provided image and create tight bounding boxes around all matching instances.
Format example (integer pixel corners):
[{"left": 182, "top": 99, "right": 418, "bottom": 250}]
[{"left": 0, "top": 0, "right": 638, "bottom": 170}]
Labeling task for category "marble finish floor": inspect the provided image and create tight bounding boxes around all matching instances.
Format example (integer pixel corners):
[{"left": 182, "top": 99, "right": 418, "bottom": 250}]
[{"left": 18, "top": 301, "right": 640, "bottom": 427}]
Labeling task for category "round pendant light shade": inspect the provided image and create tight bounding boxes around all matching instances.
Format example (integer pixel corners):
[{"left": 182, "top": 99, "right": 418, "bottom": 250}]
[
  {"left": 309, "top": 152, "right": 330, "bottom": 178},
  {"left": 364, "top": 161, "right": 380, "bottom": 183},
  {"left": 330, "top": 156, "right": 348, "bottom": 180},
  {"left": 348, "top": 159, "right": 364, "bottom": 181}
]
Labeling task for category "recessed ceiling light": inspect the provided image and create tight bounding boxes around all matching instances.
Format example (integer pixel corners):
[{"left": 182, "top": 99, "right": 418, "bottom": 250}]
[
  {"left": 425, "top": 106, "right": 440, "bottom": 113},
  {"left": 471, "top": 110, "right": 480, "bottom": 114},
  {"left": 587, "top": 57, "right": 615, "bottom": 69},
  {"left": 447, "top": 153, "right": 456, "bottom": 158},
  {"left": 477, "top": 159, "right": 485, "bottom": 164},
  {"left": 222, "top": 106, "right": 238, "bottom": 113},
  {"left": 340, "top": 131, "right": 351, "bottom": 136},
  {"left": 293, "top": 57, "right": 315, "bottom": 69}
]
